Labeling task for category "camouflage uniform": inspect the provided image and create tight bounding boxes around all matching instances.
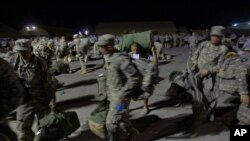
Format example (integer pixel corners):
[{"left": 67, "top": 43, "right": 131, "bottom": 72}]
[
  {"left": 93, "top": 42, "right": 99, "bottom": 58},
  {"left": 0, "top": 58, "right": 23, "bottom": 141},
  {"left": 217, "top": 54, "right": 248, "bottom": 95},
  {"left": 189, "top": 34, "right": 198, "bottom": 57},
  {"left": 105, "top": 52, "right": 140, "bottom": 141},
  {"left": 191, "top": 40, "right": 228, "bottom": 108},
  {"left": 75, "top": 36, "right": 91, "bottom": 73},
  {"left": 97, "top": 34, "right": 140, "bottom": 141},
  {"left": 6, "top": 39, "right": 55, "bottom": 141},
  {"left": 72, "top": 34, "right": 90, "bottom": 73}
]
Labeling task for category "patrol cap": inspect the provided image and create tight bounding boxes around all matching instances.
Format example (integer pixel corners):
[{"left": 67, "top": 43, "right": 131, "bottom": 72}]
[
  {"left": 97, "top": 34, "right": 115, "bottom": 47},
  {"left": 73, "top": 34, "right": 79, "bottom": 39},
  {"left": 210, "top": 26, "right": 225, "bottom": 36},
  {"left": 47, "top": 40, "right": 54, "bottom": 46},
  {"left": 13, "top": 39, "right": 31, "bottom": 51}
]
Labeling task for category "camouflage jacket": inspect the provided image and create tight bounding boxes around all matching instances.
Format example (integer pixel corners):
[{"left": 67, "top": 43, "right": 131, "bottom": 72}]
[
  {"left": 191, "top": 41, "right": 228, "bottom": 74},
  {"left": 6, "top": 53, "right": 55, "bottom": 104},
  {"left": 105, "top": 52, "right": 140, "bottom": 101},
  {"left": 217, "top": 54, "right": 249, "bottom": 94}
]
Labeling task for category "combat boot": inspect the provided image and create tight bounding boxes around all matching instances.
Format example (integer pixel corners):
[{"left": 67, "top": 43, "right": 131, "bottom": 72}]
[{"left": 127, "top": 128, "right": 139, "bottom": 141}]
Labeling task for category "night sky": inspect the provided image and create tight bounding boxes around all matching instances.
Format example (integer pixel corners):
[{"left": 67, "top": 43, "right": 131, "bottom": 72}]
[{"left": 1, "top": 0, "right": 250, "bottom": 31}]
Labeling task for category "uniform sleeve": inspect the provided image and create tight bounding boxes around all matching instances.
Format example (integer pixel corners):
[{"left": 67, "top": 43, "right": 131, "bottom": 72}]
[
  {"left": 209, "top": 47, "right": 228, "bottom": 73},
  {"left": 119, "top": 59, "right": 141, "bottom": 98},
  {"left": 236, "top": 63, "right": 249, "bottom": 94}
]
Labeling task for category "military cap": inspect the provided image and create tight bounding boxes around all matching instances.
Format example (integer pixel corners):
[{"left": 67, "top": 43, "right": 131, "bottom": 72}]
[
  {"left": 210, "top": 26, "right": 225, "bottom": 36},
  {"left": 97, "top": 34, "right": 115, "bottom": 47},
  {"left": 13, "top": 39, "right": 31, "bottom": 51},
  {"left": 73, "top": 34, "right": 79, "bottom": 39}
]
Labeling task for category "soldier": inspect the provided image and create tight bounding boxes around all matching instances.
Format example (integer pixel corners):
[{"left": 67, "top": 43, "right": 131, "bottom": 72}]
[
  {"left": 179, "top": 33, "right": 184, "bottom": 47},
  {"left": 190, "top": 25, "right": 229, "bottom": 136},
  {"left": 189, "top": 32, "right": 198, "bottom": 57},
  {"left": 97, "top": 34, "right": 140, "bottom": 141},
  {"left": 242, "top": 35, "right": 250, "bottom": 50},
  {"left": 184, "top": 34, "right": 191, "bottom": 48},
  {"left": 5, "top": 39, "right": 55, "bottom": 141},
  {"left": 73, "top": 34, "right": 91, "bottom": 74},
  {"left": 93, "top": 41, "right": 100, "bottom": 58},
  {"left": 80, "top": 35, "right": 91, "bottom": 63},
  {"left": 0, "top": 58, "right": 23, "bottom": 141},
  {"left": 173, "top": 33, "right": 179, "bottom": 47},
  {"left": 237, "top": 34, "right": 247, "bottom": 49},
  {"left": 230, "top": 33, "right": 237, "bottom": 45}
]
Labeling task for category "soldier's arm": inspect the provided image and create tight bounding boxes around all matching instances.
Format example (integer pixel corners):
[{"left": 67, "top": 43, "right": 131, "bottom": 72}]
[
  {"left": 40, "top": 59, "right": 56, "bottom": 101},
  {"left": 120, "top": 59, "right": 141, "bottom": 98},
  {"left": 209, "top": 47, "right": 228, "bottom": 74},
  {"left": 236, "top": 64, "right": 249, "bottom": 95},
  {"left": 190, "top": 42, "right": 203, "bottom": 65}
]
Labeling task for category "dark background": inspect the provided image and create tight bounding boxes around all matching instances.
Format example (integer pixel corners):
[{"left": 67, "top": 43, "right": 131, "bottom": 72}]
[{"left": 1, "top": 0, "right": 250, "bottom": 31}]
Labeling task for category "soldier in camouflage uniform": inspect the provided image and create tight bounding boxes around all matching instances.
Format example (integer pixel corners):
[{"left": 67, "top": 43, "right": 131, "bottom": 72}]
[
  {"left": 191, "top": 26, "right": 228, "bottom": 103},
  {"left": 0, "top": 58, "right": 23, "bottom": 141},
  {"left": 97, "top": 34, "right": 140, "bottom": 141},
  {"left": 189, "top": 26, "right": 229, "bottom": 136},
  {"left": 73, "top": 34, "right": 91, "bottom": 74},
  {"left": 189, "top": 32, "right": 198, "bottom": 57},
  {"left": 235, "top": 50, "right": 250, "bottom": 124},
  {"left": 5, "top": 39, "right": 55, "bottom": 141},
  {"left": 215, "top": 51, "right": 249, "bottom": 124}
]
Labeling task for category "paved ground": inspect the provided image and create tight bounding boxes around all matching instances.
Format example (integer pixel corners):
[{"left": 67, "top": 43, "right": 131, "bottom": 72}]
[{"left": 9, "top": 47, "right": 237, "bottom": 141}]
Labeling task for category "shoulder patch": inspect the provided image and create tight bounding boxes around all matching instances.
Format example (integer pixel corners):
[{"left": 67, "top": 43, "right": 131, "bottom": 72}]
[{"left": 124, "top": 64, "right": 137, "bottom": 76}]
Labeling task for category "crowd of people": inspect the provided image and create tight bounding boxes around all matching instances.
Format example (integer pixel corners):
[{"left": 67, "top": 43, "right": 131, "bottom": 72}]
[{"left": 0, "top": 25, "right": 250, "bottom": 141}]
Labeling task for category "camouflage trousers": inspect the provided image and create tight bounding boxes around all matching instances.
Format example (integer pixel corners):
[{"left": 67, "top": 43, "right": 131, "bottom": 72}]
[
  {"left": 78, "top": 53, "right": 88, "bottom": 70},
  {"left": 16, "top": 103, "right": 49, "bottom": 141},
  {"left": 106, "top": 100, "right": 135, "bottom": 141}
]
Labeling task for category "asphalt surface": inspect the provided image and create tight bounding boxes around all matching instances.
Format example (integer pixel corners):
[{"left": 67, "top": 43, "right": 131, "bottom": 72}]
[{"left": 9, "top": 47, "right": 237, "bottom": 141}]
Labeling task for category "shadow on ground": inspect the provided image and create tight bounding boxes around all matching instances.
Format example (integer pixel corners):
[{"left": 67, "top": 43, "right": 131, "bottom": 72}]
[
  {"left": 158, "top": 60, "right": 171, "bottom": 66},
  {"left": 58, "top": 79, "right": 97, "bottom": 91},
  {"left": 68, "top": 105, "right": 238, "bottom": 141},
  {"left": 57, "top": 95, "right": 99, "bottom": 111}
]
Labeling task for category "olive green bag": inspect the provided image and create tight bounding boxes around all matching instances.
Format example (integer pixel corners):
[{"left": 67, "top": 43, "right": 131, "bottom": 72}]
[
  {"left": 118, "top": 30, "right": 153, "bottom": 51},
  {"left": 36, "top": 111, "right": 80, "bottom": 141},
  {"left": 88, "top": 98, "right": 109, "bottom": 139}
]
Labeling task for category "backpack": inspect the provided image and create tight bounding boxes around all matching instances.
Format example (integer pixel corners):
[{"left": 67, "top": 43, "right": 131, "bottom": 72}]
[{"left": 129, "top": 58, "right": 159, "bottom": 100}]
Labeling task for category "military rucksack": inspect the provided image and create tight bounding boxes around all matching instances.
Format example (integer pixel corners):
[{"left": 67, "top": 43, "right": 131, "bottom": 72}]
[
  {"left": 36, "top": 111, "right": 80, "bottom": 141},
  {"left": 129, "top": 58, "right": 159, "bottom": 100},
  {"left": 88, "top": 99, "right": 109, "bottom": 139}
]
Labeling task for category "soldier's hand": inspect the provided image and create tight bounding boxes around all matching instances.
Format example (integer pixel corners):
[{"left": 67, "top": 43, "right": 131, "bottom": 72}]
[
  {"left": 191, "top": 64, "right": 197, "bottom": 71},
  {"left": 200, "top": 69, "right": 209, "bottom": 77},
  {"left": 49, "top": 99, "right": 56, "bottom": 110},
  {"left": 240, "top": 94, "right": 250, "bottom": 104},
  {"left": 151, "top": 46, "right": 157, "bottom": 52}
]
